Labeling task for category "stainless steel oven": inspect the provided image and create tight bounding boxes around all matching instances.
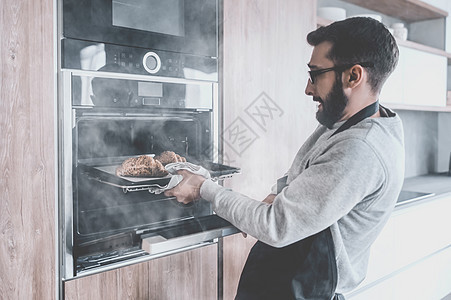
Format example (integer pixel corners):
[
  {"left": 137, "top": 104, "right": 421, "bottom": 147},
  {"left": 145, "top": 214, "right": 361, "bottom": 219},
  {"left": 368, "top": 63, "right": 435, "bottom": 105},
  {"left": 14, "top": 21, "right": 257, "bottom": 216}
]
[
  {"left": 59, "top": 69, "right": 239, "bottom": 279},
  {"left": 58, "top": 0, "right": 236, "bottom": 280}
]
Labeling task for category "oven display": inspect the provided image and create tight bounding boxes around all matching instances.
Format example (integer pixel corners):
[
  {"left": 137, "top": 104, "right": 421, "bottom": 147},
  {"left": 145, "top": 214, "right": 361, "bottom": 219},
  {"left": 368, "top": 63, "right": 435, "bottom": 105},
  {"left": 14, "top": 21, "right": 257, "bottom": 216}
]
[{"left": 138, "top": 81, "right": 163, "bottom": 97}]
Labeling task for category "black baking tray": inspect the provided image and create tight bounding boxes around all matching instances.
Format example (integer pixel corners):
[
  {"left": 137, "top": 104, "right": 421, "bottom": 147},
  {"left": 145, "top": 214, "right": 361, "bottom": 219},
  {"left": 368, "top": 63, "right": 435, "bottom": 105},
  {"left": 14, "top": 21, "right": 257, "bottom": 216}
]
[{"left": 78, "top": 156, "right": 240, "bottom": 192}]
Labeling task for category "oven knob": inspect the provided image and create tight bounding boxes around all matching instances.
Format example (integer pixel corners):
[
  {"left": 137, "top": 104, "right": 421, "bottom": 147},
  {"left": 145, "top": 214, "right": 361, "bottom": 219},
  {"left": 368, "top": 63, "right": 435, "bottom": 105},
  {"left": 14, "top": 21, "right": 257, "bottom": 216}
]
[{"left": 142, "top": 52, "right": 161, "bottom": 74}]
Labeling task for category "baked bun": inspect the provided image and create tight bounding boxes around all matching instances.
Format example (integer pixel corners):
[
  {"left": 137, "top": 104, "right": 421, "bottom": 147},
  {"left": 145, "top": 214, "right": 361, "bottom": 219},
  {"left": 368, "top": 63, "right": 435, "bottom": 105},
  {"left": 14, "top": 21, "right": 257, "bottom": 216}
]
[
  {"left": 155, "top": 151, "right": 186, "bottom": 166},
  {"left": 116, "top": 155, "right": 168, "bottom": 177}
]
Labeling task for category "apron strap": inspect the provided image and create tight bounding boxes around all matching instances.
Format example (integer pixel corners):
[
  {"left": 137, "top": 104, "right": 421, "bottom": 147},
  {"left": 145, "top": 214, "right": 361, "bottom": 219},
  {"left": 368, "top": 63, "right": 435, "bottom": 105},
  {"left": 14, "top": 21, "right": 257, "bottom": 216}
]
[{"left": 329, "top": 100, "right": 379, "bottom": 139}]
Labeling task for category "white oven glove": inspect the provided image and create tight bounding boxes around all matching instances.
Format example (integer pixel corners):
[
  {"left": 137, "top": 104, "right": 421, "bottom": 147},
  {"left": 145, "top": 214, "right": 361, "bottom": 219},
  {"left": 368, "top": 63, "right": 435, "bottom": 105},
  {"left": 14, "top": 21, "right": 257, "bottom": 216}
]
[{"left": 153, "top": 162, "right": 211, "bottom": 194}]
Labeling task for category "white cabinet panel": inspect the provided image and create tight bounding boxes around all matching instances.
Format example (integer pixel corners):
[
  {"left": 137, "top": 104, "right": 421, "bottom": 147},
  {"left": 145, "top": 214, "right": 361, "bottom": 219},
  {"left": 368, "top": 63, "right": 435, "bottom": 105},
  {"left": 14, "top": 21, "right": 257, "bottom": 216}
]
[
  {"left": 348, "top": 246, "right": 451, "bottom": 300},
  {"left": 403, "top": 47, "right": 447, "bottom": 106},
  {"left": 380, "top": 46, "right": 447, "bottom": 107},
  {"left": 390, "top": 196, "right": 451, "bottom": 267},
  {"left": 347, "top": 196, "right": 451, "bottom": 297},
  {"left": 380, "top": 46, "right": 405, "bottom": 105}
]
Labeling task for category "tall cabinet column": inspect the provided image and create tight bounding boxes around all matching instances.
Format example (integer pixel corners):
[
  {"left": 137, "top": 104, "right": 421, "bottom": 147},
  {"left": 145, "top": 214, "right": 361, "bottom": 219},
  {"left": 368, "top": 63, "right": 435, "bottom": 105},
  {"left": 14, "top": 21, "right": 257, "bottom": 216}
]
[
  {"left": 0, "top": 0, "right": 56, "bottom": 299},
  {"left": 221, "top": 0, "right": 317, "bottom": 299}
]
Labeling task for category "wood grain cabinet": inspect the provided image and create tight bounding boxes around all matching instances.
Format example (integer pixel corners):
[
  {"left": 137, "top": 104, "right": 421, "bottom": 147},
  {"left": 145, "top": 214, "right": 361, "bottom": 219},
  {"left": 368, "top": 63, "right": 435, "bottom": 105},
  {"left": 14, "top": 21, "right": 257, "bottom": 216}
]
[
  {"left": 64, "top": 244, "right": 217, "bottom": 300},
  {"left": 0, "top": 0, "right": 56, "bottom": 299},
  {"left": 221, "top": 0, "right": 317, "bottom": 299}
]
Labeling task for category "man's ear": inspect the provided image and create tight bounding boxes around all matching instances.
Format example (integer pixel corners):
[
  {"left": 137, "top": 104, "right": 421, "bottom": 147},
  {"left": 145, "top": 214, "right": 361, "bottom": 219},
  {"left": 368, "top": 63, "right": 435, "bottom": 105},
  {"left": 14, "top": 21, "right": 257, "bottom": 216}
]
[{"left": 345, "top": 65, "right": 364, "bottom": 88}]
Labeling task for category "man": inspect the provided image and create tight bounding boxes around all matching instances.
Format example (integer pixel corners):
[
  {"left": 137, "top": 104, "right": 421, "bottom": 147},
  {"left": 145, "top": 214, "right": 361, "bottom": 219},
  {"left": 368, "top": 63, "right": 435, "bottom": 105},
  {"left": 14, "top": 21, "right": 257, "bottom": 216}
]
[{"left": 165, "top": 17, "right": 404, "bottom": 299}]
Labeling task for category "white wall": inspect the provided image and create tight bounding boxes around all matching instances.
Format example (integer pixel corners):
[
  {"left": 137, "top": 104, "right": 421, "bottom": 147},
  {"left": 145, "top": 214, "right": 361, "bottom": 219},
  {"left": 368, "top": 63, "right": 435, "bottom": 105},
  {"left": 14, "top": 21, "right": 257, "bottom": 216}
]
[
  {"left": 395, "top": 110, "right": 451, "bottom": 176},
  {"left": 396, "top": 111, "right": 439, "bottom": 177},
  {"left": 438, "top": 113, "right": 451, "bottom": 173}
]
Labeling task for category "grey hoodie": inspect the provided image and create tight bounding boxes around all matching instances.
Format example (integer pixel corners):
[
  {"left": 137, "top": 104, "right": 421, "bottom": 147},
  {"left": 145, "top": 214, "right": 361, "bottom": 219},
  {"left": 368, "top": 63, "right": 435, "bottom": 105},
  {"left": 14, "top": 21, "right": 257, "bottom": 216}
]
[{"left": 200, "top": 108, "right": 404, "bottom": 293}]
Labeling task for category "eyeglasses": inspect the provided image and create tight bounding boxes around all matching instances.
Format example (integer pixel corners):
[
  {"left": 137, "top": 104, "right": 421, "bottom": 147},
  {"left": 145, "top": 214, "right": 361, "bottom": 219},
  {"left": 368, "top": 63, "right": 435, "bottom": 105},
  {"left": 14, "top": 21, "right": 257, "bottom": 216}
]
[{"left": 308, "top": 62, "right": 374, "bottom": 84}]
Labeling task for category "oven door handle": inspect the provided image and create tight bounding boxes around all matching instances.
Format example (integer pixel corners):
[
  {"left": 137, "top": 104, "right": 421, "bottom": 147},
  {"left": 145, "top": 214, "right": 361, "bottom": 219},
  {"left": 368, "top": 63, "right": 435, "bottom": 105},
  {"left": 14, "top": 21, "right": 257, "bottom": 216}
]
[{"left": 141, "top": 224, "right": 239, "bottom": 255}]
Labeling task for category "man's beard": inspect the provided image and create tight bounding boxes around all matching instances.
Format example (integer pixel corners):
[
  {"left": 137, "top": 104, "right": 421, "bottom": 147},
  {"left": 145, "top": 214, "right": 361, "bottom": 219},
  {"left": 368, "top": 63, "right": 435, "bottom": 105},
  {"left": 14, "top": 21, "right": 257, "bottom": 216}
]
[{"left": 314, "top": 77, "right": 348, "bottom": 129}]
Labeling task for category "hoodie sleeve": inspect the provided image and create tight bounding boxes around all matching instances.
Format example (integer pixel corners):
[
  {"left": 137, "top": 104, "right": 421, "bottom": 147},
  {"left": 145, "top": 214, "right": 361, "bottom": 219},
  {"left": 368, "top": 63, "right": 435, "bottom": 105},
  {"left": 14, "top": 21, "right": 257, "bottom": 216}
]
[{"left": 200, "top": 137, "right": 386, "bottom": 247}]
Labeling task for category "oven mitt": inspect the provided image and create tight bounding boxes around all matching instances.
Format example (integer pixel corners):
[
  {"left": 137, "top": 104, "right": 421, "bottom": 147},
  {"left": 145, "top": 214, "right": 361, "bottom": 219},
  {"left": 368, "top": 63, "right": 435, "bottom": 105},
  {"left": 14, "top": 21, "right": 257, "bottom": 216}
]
[{"left": 153, "top": 162, "right": 211, "bottom": 194}]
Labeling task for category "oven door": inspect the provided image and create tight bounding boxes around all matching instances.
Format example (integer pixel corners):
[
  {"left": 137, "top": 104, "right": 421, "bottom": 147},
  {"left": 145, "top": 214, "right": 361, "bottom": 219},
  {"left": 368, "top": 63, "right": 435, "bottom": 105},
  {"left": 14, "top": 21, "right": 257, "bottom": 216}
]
[{"left": 62, "top": 0, "right": 217, "bottom": 58}]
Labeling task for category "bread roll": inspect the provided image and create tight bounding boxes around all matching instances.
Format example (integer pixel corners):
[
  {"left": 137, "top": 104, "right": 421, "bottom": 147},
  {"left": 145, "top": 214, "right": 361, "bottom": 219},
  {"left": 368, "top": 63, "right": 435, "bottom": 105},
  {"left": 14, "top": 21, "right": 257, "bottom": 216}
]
[
  {"left": 116, "top": 155, "right": 168, "bottom": 177},
  {"left": 155, "top": 151, "right": 186, "bottom": 166}
]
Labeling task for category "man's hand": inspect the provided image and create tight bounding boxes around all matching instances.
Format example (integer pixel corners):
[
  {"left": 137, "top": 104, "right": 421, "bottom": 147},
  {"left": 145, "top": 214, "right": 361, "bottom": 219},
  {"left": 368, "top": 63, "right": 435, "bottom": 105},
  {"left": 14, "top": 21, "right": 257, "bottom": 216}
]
[
  {"left": 262, "top": 194, "right": 276, "bottom": 205},
  {"left": 164, "top": 170, "right": 206, "bottom": 204}
]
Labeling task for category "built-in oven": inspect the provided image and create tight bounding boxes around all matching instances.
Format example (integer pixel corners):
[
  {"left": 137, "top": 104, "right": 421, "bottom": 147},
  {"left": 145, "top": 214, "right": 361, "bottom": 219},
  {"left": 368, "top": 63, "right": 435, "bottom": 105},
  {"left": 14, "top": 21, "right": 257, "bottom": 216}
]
[
  {"left": 58, "top": 0, "right": 236, "bottom": 280},
  {"left": 59, "top": 69, "right": 239, "bottom": 279},
  {"left": 61, "top": 0, "right": 218, "bottom": 75}
]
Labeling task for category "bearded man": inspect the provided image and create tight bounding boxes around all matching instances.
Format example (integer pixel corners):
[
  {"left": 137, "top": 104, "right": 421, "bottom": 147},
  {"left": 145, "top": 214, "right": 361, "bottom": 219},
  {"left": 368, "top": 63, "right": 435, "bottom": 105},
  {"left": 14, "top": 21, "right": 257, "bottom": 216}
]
[{"left": 165, "top": 17, "right": 404, "bottom": 300}]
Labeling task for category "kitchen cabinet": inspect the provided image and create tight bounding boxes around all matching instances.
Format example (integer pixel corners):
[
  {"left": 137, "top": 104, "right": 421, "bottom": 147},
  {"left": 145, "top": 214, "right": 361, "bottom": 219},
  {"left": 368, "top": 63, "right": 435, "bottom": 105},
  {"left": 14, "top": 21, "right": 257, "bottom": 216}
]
[
  {"left": 64, "top": 244, "right": 218, "bottom": 300},
  {"left": 0, "top": 0, "right": 56, "bottom": 299},
  {"left": 346, "top": 194, "right": 451, "bottom": 299},
  {"left": 221, "top": 0, "right": 317, "bottom": 299},
  {"left": 402, "top": 47, "right": 447, "bottom": 106},
  {"left": 341, "top": 0, "right": 447, "bottom": 22},
  {"left": 348, "top": 246, "right": 451, "bottom": 300},
  {"left": 380, "top": 45, "right": 448, "bottom": 107},
  {"left": 317, "top": 0, "right": 451, "bottom": 111},
  {"left": 222, "top": 234, "right": 258, "bottom": 300}
]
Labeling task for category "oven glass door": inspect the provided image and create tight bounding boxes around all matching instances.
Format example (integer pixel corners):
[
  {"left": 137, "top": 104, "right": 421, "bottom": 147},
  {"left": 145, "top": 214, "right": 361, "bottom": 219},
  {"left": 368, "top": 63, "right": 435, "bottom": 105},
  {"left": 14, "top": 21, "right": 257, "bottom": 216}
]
[{"left": 63, "top": 0, "right": 217, "bottom": 57}]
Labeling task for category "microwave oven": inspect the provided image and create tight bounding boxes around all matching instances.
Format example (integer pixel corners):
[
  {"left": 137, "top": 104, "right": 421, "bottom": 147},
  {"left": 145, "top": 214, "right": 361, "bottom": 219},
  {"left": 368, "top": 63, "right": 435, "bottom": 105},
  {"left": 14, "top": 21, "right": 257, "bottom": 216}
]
[{"left": 62, "top": 0, "right": 218, "bottom": 58}]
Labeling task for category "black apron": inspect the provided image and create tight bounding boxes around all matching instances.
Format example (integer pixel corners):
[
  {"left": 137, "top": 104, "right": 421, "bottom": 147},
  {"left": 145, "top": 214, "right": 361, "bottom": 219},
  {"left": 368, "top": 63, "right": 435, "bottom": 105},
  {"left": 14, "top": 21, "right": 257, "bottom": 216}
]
[{"left": 235, "top": 101, "right": 379, "bottom": 300}]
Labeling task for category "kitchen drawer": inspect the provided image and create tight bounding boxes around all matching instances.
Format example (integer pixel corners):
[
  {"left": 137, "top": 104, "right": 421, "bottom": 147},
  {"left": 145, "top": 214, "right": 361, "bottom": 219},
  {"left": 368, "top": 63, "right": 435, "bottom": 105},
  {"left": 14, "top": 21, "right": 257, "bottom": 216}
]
[
  {"left": 348, "top": 245, "right": 451, "bottom": 300},
  {"left": 350, "top": 195, "right": 451, "bottom": 292}
]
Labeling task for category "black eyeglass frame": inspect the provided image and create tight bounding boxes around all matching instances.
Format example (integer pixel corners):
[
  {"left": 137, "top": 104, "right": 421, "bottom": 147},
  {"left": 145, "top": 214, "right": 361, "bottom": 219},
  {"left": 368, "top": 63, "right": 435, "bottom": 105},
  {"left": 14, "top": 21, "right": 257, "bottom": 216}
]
[{"left": 308, "top": 62, "right": 374, "bottom": 84}]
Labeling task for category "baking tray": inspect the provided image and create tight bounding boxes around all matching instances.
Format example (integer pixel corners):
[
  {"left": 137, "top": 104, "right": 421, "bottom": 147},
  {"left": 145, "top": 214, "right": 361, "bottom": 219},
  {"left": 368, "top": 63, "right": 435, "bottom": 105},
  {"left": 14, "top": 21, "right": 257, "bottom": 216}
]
[{"left": 78, "top": 157, "right": 240, "bottom": 193}]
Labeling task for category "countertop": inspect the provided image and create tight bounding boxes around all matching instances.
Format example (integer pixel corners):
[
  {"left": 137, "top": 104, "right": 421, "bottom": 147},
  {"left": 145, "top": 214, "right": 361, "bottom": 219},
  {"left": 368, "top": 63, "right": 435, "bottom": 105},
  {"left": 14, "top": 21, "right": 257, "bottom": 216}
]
[{"left": 395, "top": 172, "right": 451, "bottom": 209}]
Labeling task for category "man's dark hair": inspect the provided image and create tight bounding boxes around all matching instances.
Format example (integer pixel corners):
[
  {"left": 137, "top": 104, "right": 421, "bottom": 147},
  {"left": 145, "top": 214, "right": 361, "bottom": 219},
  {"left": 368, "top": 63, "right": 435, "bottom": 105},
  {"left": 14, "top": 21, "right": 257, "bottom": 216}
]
[{"left": 307, "top": 17, "right": 399, "bottom": 94}]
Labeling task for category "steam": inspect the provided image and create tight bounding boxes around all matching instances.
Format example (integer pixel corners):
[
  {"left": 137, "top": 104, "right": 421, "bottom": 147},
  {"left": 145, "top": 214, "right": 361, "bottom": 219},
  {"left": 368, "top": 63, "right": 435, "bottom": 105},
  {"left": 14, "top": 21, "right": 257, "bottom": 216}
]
[
  {"left": 77, "top": 176, "right": 204, "bottom": 235},
  {"left": 67, "top": 0, "right": 222, "bottom": 258},
  {"left": 74, "top": 115, "right": 213, "bottom": 239},
  {"left": 76, "top": 118, "right": 201, "bottom": 159}
]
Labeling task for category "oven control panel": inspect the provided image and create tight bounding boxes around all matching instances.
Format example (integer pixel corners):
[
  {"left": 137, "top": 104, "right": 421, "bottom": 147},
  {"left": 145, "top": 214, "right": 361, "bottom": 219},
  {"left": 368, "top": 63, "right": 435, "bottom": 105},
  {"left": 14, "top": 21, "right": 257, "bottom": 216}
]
[
  {"left": 113, "top": 50, "right": 181, "bottom": 77},
  {"left": 62, "top": 38, "right": 218, "bottom": 82}
]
